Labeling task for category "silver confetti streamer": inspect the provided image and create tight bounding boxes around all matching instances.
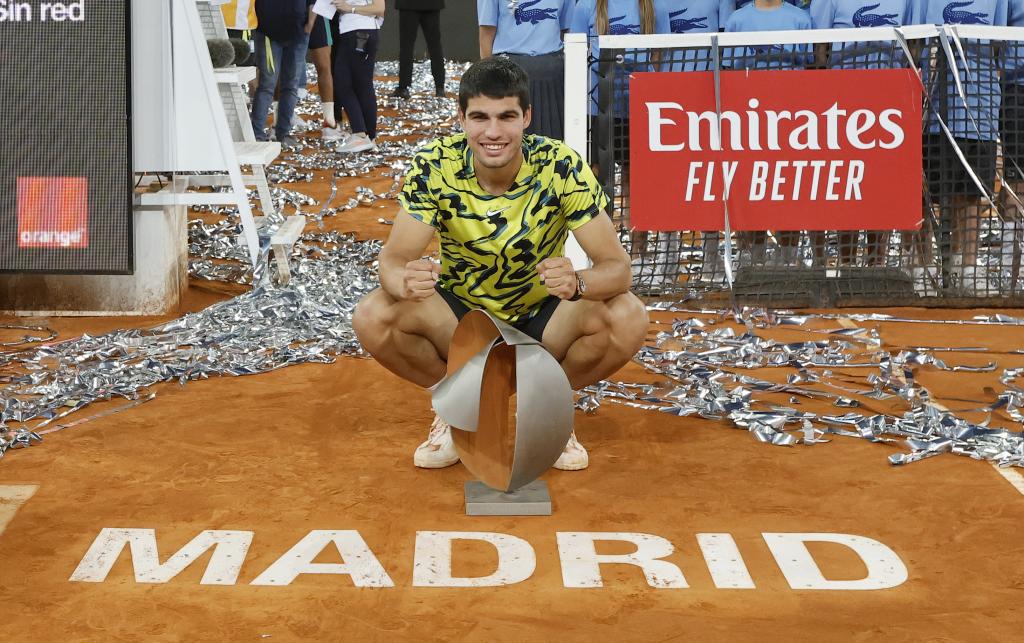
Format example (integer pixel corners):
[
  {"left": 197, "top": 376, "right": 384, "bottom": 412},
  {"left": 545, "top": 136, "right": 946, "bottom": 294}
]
[{"left": 580, "top": 307, "right": 1024, "bottom": 469}]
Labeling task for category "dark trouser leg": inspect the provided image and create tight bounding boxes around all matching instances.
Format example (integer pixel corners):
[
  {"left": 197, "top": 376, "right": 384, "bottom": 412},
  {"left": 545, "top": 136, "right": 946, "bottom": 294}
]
[
  {"left": 274, "top": 34, "right": 310, "bottom": 140},
  {"left": 333, "top": 32, "right": 366, "bottom": 134},
  {"left": 351, "top": 30, "right": 380, "bottom": 139},
  {"left": 398, "top": 10, "right": 418, "bottom": 90},
  {"left": 420, "top": 10, "right": 445, "bottom": 93}
]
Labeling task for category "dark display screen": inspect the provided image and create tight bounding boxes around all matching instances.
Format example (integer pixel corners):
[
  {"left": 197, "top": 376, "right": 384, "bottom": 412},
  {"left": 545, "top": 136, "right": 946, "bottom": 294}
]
[{"left": 0, "top": 0, "right": 131, "bottom": 273}]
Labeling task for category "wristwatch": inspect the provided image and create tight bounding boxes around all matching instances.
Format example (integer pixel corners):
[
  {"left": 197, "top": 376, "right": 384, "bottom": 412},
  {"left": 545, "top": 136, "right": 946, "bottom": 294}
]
[{"left": 569, "top": 272, "right": 586, "bottom": 301}]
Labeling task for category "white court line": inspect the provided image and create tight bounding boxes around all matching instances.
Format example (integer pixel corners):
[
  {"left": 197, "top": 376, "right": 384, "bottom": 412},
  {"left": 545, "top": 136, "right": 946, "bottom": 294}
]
[
  {"left": 0, "top": 485, "right": 39, "bottom": 537},
  {"left": 991, "top": 464, "right": 1024, "bottom": 497}
]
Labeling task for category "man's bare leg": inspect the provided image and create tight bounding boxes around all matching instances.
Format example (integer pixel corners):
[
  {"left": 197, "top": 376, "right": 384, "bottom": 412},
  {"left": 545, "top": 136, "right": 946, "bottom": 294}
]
[
  {"left": 541, "top": 293, "right": 650, "bottom": 390},
  {"left": 356, "top": 288, "right": 649, "bottom": 470},
  {"left": 352, "top": 288, "right": 458, "bottom": 388}
]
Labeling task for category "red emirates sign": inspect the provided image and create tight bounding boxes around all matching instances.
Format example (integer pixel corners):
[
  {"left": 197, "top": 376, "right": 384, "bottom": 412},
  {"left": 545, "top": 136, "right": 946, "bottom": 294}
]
[{"left": 629, "top": 69, "right": 922, "bottom": 231}]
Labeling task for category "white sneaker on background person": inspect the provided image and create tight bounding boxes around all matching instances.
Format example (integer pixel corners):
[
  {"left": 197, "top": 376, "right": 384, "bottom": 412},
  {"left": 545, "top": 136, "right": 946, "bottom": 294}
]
[
  {"left": 336, "top": 132, "right": 376, "bottom": 153},
  {"left": 322, "top": 123, "right": 346, "bottom": 142},
  {"left": 958, "top": 265, "right": 994, "bottom": 295},
  {"left": 911, "top": 265, "right": 940, "bottom": 295}
]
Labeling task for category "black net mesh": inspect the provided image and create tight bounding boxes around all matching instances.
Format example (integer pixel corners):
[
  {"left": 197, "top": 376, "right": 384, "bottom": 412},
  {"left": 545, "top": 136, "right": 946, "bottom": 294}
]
[{"left": 588, "top": 30, "right": 1024, "bottom": 306}]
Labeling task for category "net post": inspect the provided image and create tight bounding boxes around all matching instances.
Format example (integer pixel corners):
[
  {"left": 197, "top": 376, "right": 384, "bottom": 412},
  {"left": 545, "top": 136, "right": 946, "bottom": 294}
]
[
  {"left": 563, "top": 32, "right": 592, "bottom": 270},
  {"left": 564, "top": 32, "right": 589, "bottom": 162}
]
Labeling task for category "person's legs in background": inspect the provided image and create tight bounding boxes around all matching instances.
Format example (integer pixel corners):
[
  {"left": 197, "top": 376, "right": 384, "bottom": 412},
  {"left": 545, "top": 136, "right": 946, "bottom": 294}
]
[
  {"left": 329, "top": 16, "right": 345, "bottom": 126},
  {"left": 308, "top": 16, "right": 343, "bottom": 140},
  {"left": 334, "top": 30, "right": 378, "bottom": 153},
  {"left": 251, "top": 36, "right": 284, "bottom": 141},
  {"left": 311, "top": 44, "right": 343, "bottom": 139},
  {"left": 356, "top": 31, "right": 380, "bottom": 140},
  {"left": 394, "top": 9, "right": 417, "bottom": 98},
  {"left": 273, "top": 34, "right": 311, "bottom": 145},
  {"left": 421, "top": 10, "right": 446, "bottom": 96}
]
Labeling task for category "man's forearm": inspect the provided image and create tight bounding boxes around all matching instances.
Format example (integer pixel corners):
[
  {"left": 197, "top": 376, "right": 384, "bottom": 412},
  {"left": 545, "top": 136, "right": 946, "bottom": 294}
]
[
  {"left": 576, "top": 259, "right": 632, "bottom": 301},
  {"left": 378, "top": 254, "right": 408, "bottom": 300}
]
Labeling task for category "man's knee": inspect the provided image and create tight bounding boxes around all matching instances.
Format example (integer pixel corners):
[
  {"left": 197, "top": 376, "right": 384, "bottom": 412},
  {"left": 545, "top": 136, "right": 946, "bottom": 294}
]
[
  {"left": 606, "top": 293, "right": 649, "bottom": 354},
  {"left": 352, "top": 289, "right": 395, "bottom": 349}
]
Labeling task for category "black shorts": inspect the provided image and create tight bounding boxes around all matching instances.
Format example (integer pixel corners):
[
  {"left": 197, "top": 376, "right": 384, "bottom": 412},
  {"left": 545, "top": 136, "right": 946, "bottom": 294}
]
[
  {"left": 590, "top": 117, "right": 630, "bottom": 166},
  {"left": 1001, "top": 81, "right": 1024, "bottom": 180},
  {"left": 922, "top": 133, "right": 996, "bottom": 198},
  {"left": 308, "top": 15, "right": 333, "bottom": 50},
  {"left": 435, "top": 285, "right": 561, "bottom": 343}
]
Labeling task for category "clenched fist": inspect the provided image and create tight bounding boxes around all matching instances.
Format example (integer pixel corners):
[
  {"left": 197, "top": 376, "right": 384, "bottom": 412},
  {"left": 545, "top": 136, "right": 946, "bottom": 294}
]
[
  {"left": 536, "top": 257, "right": 577, "bottom": 300},
  {"left": 403, "top": 258, "right": 440, "bottom": 300}
]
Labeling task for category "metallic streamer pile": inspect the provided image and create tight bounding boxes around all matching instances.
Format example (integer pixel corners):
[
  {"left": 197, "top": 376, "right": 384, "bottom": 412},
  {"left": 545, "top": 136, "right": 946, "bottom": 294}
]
[
  {"left": 580, "top": 308, "right": 1024, "bottom": 468},
  {"left": 0, "top": 232, "right": 381, "bottom": 458}
]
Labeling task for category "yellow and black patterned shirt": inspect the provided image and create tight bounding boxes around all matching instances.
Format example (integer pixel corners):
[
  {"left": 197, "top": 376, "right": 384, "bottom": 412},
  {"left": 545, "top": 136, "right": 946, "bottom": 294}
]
[{"left": 398, "top": 133, "right": 608, "bottom": 324}]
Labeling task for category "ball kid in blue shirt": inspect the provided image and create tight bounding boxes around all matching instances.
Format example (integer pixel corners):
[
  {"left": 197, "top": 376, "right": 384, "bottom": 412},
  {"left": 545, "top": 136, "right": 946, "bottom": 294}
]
[
  {"left": 809, "top": 0, "right": 918, "bottom": 69},
  {"left": 725, "top": 0, "right": 813, "bottom": 70},
  {"left": 660, "top": 0, "right": 737, "bottom": 70}
]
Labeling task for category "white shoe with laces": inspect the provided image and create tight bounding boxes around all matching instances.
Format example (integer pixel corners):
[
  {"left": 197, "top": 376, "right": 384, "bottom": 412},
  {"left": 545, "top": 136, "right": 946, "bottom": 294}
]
[
  {"left": 321, "top": 123, "right": 346, "bottom": 142},
  {"left": 553, "top": 431, "right": 589, "bottom": 471},
  {"left": 911, "top": 265, "right": 940, "bottom": 295},
  {"left": 414, "top": 415, "right": 460, "bottom": 469},
  {"left": 336, "top": 132, "right": 376, "bottom": 153},
  {"left": 959, "top": 265, "right": 994, "bottom": 296}
]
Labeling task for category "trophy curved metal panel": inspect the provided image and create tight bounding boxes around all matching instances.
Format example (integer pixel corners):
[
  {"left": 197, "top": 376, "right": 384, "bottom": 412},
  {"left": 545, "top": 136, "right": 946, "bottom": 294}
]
[
  {"left": 506, "top": 345, "right": 575, "bottom": 490},
  {"left": 434, "top": 309, "right": 575, "bottom": 492},
  {"left": 451, "top": 342, "right": 517, "bottom": 490},
  {"left": 432, "top": 340, "right": 496, "bottom": 433},
  {"left": 491, "top": 318, "right": 540, "bottom": 347},
  {"left": 446, "top": 310, "right": 502, "bottom": 373},
  {"left": 433, "top": 309, "right": 504, "bottom": 433}
]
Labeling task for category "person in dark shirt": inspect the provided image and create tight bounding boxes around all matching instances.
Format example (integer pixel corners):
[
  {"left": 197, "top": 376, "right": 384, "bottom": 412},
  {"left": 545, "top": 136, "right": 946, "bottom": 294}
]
[{"left": 393, "top": 0, "right": 447, "bottom": 99}]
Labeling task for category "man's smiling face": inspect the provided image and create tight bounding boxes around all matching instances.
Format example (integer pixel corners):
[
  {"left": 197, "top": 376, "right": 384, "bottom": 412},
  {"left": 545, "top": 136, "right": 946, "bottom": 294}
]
[{"left": 459, "top": 95, "right": 533, "bottom": 171}]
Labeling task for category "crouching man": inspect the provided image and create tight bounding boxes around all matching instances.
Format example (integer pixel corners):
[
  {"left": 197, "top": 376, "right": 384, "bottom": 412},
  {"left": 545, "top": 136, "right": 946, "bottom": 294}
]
[{"left": 353, "top": 57, "right": 648, "bottom": 470}]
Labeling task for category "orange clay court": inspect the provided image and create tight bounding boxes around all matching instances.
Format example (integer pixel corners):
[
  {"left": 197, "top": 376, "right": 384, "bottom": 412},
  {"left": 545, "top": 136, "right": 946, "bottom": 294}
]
[{"left": 2, "top": 104, "right": 1024, "bottom": 640}]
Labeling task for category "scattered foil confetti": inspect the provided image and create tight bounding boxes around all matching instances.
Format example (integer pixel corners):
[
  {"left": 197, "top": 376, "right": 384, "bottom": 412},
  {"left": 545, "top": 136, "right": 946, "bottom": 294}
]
[
  {"left": 0, "top": 233, "right": 381, "bottom": 459},
  {"left": 580, "top": 308, "right": 1024, "bottom": 469},
  {"left": 7, "top": 61, "right": 1023, "bottom": 473},
  {"left": 0, "top": 324, "right": 57, "bottom": 348}
]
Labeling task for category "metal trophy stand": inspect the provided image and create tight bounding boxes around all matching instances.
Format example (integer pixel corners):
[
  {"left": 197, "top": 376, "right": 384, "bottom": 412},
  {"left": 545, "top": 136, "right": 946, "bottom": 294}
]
[{"left": 464, "top": 480, "right": 552, "bottom": 516}]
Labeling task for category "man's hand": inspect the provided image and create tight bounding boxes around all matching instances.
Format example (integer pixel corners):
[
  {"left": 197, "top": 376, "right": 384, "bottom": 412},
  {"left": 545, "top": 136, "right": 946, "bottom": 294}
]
[
  {"left": 333, "top": 0, "right": 356, "bottom": 11},
  {"left": 537, "top": 257, "right": 577, "bottom": 300},
  {"left": 402, "top": 258, "right": 441, "bottom": 300}
]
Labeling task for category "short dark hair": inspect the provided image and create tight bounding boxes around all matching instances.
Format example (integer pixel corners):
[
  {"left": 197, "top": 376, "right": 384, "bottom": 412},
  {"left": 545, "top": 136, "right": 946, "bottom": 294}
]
[{"left": 458, "top": 57, "right": 531, "bottom": 114}]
